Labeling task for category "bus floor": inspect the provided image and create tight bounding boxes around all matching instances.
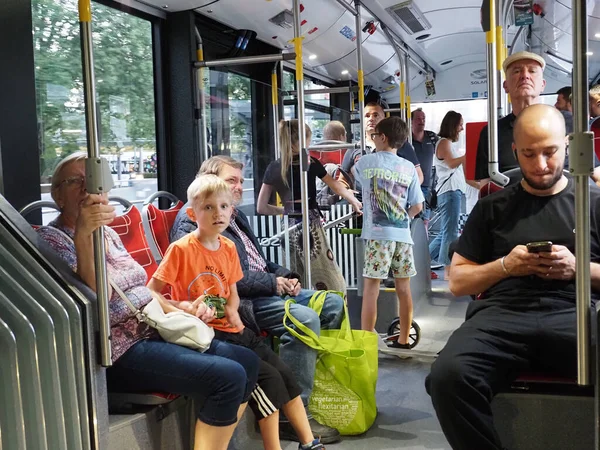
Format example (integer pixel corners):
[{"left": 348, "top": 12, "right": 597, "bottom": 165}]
[{"left": 231, "top": 279, "right": 469, "bottom": 450}]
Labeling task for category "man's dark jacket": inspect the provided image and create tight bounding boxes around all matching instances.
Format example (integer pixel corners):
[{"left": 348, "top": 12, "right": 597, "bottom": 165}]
[{"left": 171, "top": 202, "right": 299, "bottom": 299}]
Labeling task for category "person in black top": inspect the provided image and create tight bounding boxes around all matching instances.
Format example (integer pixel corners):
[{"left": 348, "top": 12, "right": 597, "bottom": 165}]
[
  {"left": 411, "top": 108, "right": 439, "bottom": 220},
  {"left": 426, "top": 104, "right": 600, "bottom": 450},
  {"left": 474, "top": 51, "right": 546, "bottom": 181},
  {"left": 257, "top": 119, "right": 361, "bottom": 293},
  {"left": 341, "top": 102, "right": 424, "bottom": 192}
]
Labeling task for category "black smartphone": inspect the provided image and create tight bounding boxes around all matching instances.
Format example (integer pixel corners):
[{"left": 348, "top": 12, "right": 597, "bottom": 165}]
[{"left": 526, "top": 241, "right": 553, "bottom": 253}]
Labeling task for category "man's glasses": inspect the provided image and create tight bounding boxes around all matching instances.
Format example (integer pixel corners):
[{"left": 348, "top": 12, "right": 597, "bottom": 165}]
[{"left": 57, "top": 176, "right": 86, "bottom": 189}]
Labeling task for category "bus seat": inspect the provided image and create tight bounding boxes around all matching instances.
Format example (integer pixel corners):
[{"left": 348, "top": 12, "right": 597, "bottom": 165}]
[
  {"left": 108, "top": 392, "right": 179, "bottom": 412},
  {"left": 19, "top": 200, "right": 61, "bottom": 229},
  {"left": 107, "top": 197, "right": 159, "bottom": 281},
  {"left": 465, "top": 121, "right": 487, "bottom": 180},
  {"left": 309, "top": 140, "right": 349, "bottom": 166},
  {"left": 142, "top": 191, "right": 184, "bottom": 261},
  {"left": 479, "top": 168, "right": 523, "bottom": 198},
  {"left": 12, "top": 197, "right": 182, "bottom": 417}
]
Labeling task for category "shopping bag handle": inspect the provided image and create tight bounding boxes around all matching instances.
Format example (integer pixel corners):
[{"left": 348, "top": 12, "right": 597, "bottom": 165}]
[
  {"left": 283, "top": 299, "right": 326, "bottom": 351},
  {"left": 283, "top": 294, "right": 352, "bottom": 350},
  {"left": 308, "top": 290, "right": 352, "bottom": 339}
]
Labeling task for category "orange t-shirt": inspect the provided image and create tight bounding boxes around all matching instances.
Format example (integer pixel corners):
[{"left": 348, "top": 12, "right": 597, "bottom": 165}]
[{"left": 153, "top": 233, "right": 244, "bottom": 333}]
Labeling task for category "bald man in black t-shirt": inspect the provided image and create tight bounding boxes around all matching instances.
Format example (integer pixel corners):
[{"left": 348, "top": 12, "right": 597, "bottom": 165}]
[{"left": 427, "top": 104, "right": 600, "bottom": 450}]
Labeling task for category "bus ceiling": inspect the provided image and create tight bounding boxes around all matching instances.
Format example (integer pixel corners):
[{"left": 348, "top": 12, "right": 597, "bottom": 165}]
[{"left": 124, "top": 0, "right": 598, "bottom": 102}]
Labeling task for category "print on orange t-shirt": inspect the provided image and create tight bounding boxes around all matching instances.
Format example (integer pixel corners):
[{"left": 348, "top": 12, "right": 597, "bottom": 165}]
[{"left": 153, "top": 233, "right": 244, "bottom": 333}]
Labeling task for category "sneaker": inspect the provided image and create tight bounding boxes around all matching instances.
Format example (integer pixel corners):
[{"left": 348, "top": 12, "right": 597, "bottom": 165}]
[
  {"left": 431, "top": 271, "right": 439, "bottom": 280},
  {"left": 387, "top": 340, "right": 412, "bottom": 349},
  {"left": 431, "top": 261, "right": 443, "bottom": 270},
  {"left": 280, "top": 418, "right": 340, "bottom": 444},
  {"left": 299, "top": 438, "right": 326, "bottom": 449}
]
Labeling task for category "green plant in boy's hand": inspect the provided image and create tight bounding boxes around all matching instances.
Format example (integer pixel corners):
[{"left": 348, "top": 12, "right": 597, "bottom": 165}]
[{"left": 204, "top": 294, "right": 227, "bottom": 319}]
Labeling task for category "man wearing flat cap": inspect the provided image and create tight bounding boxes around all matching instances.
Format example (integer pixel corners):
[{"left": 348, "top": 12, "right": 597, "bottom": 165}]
[{"left": 473, "top": 51, "right": 547, "bottom": 181}]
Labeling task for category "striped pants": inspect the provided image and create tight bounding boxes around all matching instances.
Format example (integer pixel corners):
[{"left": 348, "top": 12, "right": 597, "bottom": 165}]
[{"left": 214, "top": 328, "right": 302, "bottom": 419}]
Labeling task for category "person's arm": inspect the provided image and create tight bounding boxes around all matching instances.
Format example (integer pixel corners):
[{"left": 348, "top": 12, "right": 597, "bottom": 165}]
[
  {"left": 436, "top": 139, "right": 465, "bottom": 169},
  {"left": 416, "top": 166, "right": 424, "bottom": 185},
  {"left": 73, "top": 194, "right": 116, "bottom": 296},
  {"left": 593, "top": 167, "right": 600, "bottom": 186},
  {"left": 256, "top": 183, "right": 284, "bottom": 215},
  {"left": 148, "top": 277, "right": 215, "bottom": 321},
  {"left": 399, "top": 142, "right": 424, "bottom": 185},
  {"left": 450, "top": 245, "right": 544, "bottom": 297},
  {"left": 147, "top": 278, "right": 188, "bottom": 313},
  {"left": 408, "top": 203, "right": 422, "bottom": 218},
  {"left": 591, "top": 263, "right": 600, "bottom": 292},
  {"left": 225, "top": 283, "right": 244, "bottom": 330},
  {"left": 406, "top": 165, "right": 425, "bottom": 219},
  {"left": 322, "top": 174, "right": 362, "bottom": 213}
]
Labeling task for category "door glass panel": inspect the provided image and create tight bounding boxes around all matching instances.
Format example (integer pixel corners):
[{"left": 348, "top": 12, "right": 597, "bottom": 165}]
[{"left": 32, "top": 0, "right": 158, "bottom": 222}]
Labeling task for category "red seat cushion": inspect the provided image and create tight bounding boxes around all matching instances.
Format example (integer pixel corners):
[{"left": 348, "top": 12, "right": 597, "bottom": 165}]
[
  {"left": 108, "top": 206, "right": 159, "bottom": 280},
  {"left": 513, "top": 373, "right": 576, "bottom": 385},
  {"left": 145, "top": 200, "right": 184, "bottom": 259},
  {"left": 309, "top": 149, "right": 347, "bottom": 166},
  {"left": 479, "top": 181, "right": 504, "bottom": 198}
]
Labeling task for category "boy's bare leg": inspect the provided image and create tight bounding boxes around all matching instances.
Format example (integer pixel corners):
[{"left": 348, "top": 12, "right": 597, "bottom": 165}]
[
  {"left": 394, "top": 277, "right": 413, "bottom": 345},
  {"left": 257, "top": 411, "right": 282, "bottom": 450},
  {"left": 361, "top": 277, "right": 382, "bottom": 331},
  {"left": 281, "top": 396, "right": 314, "bottom": 445}
]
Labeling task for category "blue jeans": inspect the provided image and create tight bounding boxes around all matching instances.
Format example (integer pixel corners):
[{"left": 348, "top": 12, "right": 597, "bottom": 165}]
[
  {"left": 251, "top": 289, "right": 345, "bottom": 405},
  {"left": 107, "top": 338, "right": 260, "bottom": 426},
  {"left": 429, "top": 190, "right": 463, "bottom": 266}
]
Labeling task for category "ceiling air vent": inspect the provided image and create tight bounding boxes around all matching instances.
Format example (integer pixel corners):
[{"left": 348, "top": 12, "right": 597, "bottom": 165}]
[
  {"left": 386, "top": 1, "right": 432, "bottom": 35},
  {"left": 269, "top": 9, "right": 294, "bottom": 29}
]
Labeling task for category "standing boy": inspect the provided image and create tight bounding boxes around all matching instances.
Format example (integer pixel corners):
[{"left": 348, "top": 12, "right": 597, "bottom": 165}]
[
  {"left": 148, "top": 175, "right": 324, "bottom": 450},
  {"left": 354, "top": 117, "right": 424, "bottom": 349}
]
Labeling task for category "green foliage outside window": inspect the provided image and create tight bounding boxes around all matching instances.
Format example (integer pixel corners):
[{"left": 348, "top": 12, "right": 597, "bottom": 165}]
[{"left": 32, "top": 0, "right": 156, "bottom": 181}]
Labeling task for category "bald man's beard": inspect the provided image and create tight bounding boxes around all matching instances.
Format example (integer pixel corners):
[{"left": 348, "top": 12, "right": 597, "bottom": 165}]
[{"left": 520, "top": 160, "right": 565, "bottom": 191}]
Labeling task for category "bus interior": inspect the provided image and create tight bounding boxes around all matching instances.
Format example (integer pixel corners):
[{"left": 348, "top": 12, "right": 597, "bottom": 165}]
[{"left": 1, "top": 0, "right": 599, "bottom": 449}]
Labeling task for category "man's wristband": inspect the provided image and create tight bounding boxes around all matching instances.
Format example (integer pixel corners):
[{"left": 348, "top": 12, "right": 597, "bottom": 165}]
[{"left": 500, "top": 256, "right": 510, "bottom": 276}]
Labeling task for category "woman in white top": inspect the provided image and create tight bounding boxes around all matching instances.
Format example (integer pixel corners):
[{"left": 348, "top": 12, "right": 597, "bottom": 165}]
[{"left": 429, "top": 111, "right": 467, "bottom": 280}]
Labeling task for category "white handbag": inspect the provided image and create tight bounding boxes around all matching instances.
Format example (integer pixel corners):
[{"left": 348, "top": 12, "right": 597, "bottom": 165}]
[{"left": 112, "top": 281, "right": 215, "bottom": 353}]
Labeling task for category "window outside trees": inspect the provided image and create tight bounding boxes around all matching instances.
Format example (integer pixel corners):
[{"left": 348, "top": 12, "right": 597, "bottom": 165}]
[{"left": 32, "top": 0, "right": 158, "bottom": 220}]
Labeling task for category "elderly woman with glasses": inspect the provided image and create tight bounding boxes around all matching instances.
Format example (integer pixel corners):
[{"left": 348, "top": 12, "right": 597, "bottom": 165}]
[{"left": 37, "top": 152, "right": 260, "bottom": 450}]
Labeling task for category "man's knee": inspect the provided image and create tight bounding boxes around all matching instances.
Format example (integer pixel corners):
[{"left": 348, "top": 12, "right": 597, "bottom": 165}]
[
  {"left": 426, "top": 354, "right": 470, "bottom": 400},
  {"left": 288, "top": 303, "right": 321, "bottom": 332},
  {"left": 322, "top": 292, "right": 345, "bottom": 328}
]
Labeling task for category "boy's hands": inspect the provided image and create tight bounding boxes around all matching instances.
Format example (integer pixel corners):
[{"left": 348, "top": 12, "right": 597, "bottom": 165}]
[
  {"left": 181, "top": 295, "right": 215, "bottom": 323},
  {"left": 225, "top": 305, "right": 244, "bottom": 330}
]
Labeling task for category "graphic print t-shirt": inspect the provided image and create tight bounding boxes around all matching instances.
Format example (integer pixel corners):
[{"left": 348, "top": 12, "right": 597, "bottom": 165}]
[
  {"left": 153, "top": 233, "right": 244, "bottom": 333},
  {"left": 355, "top": 151, "right": 424, "bottom": 244}
]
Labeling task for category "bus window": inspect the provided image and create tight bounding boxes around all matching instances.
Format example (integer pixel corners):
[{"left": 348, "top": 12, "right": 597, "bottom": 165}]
[{"left": 32, "top": 0, "right": 158, "bottom": 223}]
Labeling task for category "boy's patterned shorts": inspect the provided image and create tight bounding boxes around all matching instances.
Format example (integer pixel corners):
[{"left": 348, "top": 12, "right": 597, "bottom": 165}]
[{"left": 363, "top": 239, "right": 417, "bottom": 279}]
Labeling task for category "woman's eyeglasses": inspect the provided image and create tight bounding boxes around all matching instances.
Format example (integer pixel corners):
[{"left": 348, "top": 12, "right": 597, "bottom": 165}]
[
  {"left": 370, "top": 132, "right": 381, "bottom": 140},
  {"left": 58, "top": 176, "right": 86, "bottom": 189}
]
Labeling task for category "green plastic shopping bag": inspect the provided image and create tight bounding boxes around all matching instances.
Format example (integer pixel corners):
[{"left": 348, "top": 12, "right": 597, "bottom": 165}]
[{"left": 284, "top": 291, "right": 378, "bottom": 435}]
